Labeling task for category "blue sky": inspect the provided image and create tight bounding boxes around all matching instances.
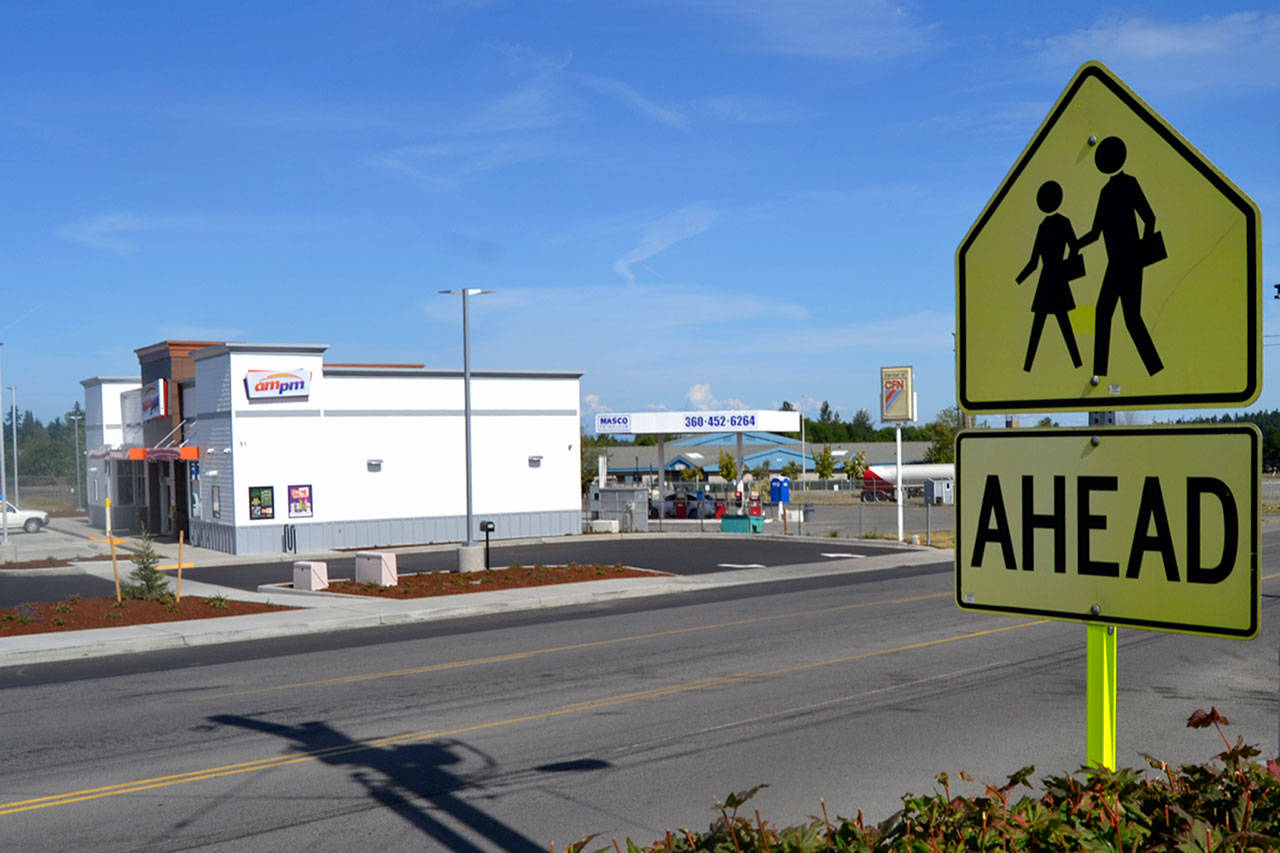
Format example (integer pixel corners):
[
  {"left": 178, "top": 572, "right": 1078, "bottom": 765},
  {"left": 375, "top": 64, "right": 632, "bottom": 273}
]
[{"left": 2, "top": 2, "right": 1277, "bottom": 431}]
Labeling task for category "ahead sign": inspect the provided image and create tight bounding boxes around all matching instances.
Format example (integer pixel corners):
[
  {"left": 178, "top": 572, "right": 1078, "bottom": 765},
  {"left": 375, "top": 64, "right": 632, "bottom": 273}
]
[
  {"left": 956, "top": 425, "right": 1258, "bottom": 639},
  {"left": 956, "top": 61, "right": 1260, "bottom": 412}
]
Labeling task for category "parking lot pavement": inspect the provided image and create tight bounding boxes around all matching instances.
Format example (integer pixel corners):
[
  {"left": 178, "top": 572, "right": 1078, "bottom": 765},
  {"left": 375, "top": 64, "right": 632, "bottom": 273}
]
[{"left": 0, "top": 517, "right": 118, "bottom": 564}]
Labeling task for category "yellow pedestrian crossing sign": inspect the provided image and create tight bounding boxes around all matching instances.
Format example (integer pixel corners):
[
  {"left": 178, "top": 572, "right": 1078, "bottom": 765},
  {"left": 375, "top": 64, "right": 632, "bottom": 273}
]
[{"left": 956, "top": 61, "right": 1261, "bottom": 412}]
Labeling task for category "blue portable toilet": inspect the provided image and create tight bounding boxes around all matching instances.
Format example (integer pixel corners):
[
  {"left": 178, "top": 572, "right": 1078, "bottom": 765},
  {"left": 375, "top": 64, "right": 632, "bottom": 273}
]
[{"left": 770, "top": 476, "right": 791, "bottom": 503}]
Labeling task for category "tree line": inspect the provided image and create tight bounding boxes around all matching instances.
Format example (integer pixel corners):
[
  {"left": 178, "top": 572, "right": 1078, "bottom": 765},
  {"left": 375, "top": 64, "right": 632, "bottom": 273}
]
[{"left": 2, "top": 404, "right": 86, "bottom": 483}]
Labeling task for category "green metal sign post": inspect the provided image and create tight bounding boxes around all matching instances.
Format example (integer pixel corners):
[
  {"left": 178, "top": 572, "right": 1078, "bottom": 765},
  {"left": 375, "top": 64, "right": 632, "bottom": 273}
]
[{"left": 1085, "top": 624, "right": 1118, "bottom": 770}]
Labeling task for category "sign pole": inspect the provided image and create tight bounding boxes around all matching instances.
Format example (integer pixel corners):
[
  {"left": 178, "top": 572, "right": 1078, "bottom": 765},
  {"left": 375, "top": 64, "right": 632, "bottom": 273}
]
[
  {"left": 895, "top": 425, "right": 904, "bottom": 541},
  {"left": 1086, "top": 623, "right": 1118, "bottom": 770}
]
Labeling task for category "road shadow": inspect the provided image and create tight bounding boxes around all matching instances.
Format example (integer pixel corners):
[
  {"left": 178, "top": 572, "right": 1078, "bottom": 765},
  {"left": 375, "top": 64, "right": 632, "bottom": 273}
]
[{"left": 209, "top": 714, "right": 543, "bottom": 852}]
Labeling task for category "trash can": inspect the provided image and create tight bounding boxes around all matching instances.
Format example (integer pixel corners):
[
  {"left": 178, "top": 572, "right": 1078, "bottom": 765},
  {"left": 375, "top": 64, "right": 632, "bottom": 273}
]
[{"left": 803, "top": 502, "right": 815, "bottom": 522}]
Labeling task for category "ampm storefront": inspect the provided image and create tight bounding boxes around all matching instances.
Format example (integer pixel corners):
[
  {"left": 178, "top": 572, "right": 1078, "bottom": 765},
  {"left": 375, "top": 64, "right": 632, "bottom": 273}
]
[{"left": 83, "top": 341, "right": 582, "bottom": 555}]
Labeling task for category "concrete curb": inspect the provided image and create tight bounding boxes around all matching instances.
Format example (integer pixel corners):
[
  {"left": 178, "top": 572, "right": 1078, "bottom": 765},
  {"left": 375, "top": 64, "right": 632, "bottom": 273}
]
[{"left": 0, "top": 548, "right": 953, "bottom": 669}]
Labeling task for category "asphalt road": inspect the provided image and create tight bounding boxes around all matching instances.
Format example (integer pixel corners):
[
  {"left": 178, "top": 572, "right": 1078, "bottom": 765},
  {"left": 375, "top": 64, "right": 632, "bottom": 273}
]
[{"left": 0, "top": 537, "right": 1276, "bottom": 851}]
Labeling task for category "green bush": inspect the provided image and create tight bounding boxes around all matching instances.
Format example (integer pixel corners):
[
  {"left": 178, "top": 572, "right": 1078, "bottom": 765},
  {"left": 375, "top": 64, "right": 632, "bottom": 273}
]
[{"left": 564, "top": 708, "right": 1280, "bottom": 851}]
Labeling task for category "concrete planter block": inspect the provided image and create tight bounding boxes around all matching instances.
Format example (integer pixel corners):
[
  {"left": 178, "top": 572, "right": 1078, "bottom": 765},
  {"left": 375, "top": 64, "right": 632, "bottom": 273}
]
[
  {"left": 355, "top": 551, "right": 398, "bottom": 586},
  {"left": 587, "top": 519, "right": 620, "bottom": 533},
  {"left": 293, "top": 560, "right": 329, "bottom": 591}
]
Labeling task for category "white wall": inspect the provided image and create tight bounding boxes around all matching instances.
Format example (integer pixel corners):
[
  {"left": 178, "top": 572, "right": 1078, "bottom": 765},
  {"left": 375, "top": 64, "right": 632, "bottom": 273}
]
[
  {"left": 82, "top": 380, "right": 141, "bottom": 450},
  {"left": 191, "top": 346, "right": 579, "bottom": 530}
]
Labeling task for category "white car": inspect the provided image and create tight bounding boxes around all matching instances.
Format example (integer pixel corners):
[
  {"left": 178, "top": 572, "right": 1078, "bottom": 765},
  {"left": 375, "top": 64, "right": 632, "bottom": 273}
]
[{"left": 2, "top": 501, "right": 49, "bottom": 533}]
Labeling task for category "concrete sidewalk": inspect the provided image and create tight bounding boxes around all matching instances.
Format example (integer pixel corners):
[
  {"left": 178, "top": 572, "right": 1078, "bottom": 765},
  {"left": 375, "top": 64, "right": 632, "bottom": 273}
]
[{"left": 0, "top": 542, "right": 954, "bottom": 670}]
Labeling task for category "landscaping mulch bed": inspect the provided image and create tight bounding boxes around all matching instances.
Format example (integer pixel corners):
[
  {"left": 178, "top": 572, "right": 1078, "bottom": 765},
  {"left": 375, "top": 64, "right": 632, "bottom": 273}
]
[
  {"left": 0, "top": 595, "right": 296, "bottom": 637},
  {"left": 324, "top": 563, "right": 667, "bottom": 598}
]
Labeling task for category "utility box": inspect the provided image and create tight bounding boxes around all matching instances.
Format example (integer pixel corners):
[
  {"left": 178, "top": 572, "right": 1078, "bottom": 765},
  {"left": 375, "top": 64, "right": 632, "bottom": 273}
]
[
  {"left": 355, "top": 551, "right": 398, "bottom": 586},
  {"left": 594, "top": 484, "right": 648, "bottom": 532},
  {"left": 925, "top": 479, "right": 955, "bottom": 505},
  {"left": 293, "top": 560, "right": 329, "bottom": 591}
]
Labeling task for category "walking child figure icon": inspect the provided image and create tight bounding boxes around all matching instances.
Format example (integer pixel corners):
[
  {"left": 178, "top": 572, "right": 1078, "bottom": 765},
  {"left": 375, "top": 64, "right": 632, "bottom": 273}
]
[
  {"left": 1078, "top": 135, "right": 1166, "bottom": 376},
  {"left": 1016, "top": 180, "right": 1084, "bottom": 372}
]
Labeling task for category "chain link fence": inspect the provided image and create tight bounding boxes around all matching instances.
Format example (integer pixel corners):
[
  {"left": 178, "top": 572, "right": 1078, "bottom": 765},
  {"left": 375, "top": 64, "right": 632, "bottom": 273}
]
[{"left": 7, "top": 477, "right": 79, "bottom": 514}]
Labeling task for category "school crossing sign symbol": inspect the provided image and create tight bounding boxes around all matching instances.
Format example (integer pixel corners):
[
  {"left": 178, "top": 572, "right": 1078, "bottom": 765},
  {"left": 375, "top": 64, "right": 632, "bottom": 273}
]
[{"left": 956, "top": 61, "right": 1261, "bottom": 412}]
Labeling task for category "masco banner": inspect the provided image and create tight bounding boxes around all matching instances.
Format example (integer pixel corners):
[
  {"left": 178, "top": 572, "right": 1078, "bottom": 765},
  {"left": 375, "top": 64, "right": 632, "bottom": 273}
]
[
  {"left": 595, "top": 413, "right": 632, "bottom": 433},
  {"left": 245, "top": 369, "right": 312, "bottom": 400}
]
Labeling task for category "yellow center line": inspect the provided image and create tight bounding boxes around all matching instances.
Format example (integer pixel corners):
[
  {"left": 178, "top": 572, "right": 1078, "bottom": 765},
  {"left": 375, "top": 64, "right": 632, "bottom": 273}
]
[
  {"left": 0, "top": 617, "right": 1046, "bottom": 817},
  {"left": 1263, "top": 572, "right": 1280, "bottom": 581},
  {"left": 197, "top": 590, "right": 953, "bottom": 700}
]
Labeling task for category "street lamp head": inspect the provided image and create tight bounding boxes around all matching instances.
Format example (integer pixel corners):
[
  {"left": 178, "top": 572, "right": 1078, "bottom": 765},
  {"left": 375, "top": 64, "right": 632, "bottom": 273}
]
[{"left": 438, "top": 289, "right": 494, "bottom": 296}]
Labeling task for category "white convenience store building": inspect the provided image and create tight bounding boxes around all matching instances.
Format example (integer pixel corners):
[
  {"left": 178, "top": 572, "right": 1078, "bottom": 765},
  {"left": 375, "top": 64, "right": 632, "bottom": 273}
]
[{"left": 82, "top": 341, "right": 582, "bottom": 555}]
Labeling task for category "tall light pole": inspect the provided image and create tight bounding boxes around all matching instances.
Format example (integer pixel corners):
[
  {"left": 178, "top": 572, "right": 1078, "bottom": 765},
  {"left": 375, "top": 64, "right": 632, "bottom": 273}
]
[
  {"left": 68, "top": 412, "right": 83, "bottom": 511},
  {"left": 8, "top": 385, "right": 17, "bottom": 508},
  {"left": 0, "top": 344, "right": 8, "bottom": 545},
  {"left": 439, "top": 288, "right": 492, "bottom": 567}
]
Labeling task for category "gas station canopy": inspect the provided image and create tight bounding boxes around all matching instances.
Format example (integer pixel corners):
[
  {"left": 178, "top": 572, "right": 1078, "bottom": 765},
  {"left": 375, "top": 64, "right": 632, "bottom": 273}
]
[{"left": 595, "top": 410, "right": 800, "bottom": 435}]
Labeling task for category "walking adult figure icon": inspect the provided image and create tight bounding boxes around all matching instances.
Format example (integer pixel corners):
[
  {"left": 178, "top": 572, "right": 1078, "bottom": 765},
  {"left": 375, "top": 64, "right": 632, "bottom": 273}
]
[
  {"left": 1078, "top": 135, "right": 1165, "bottom": 376},
  {"left": 1015, "top": 180, "right": 1084, "bottom": 372}
]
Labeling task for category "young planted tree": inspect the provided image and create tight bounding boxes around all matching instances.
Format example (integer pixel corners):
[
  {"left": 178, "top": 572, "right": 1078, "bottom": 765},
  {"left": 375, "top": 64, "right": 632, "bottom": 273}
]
[{"left": 123, "top": 529, "right": 173, "bottom": 602}]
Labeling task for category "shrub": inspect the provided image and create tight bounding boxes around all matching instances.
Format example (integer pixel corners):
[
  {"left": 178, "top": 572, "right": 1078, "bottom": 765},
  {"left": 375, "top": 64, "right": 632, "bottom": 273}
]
[{"left": 562, "top": 708, "right": 1280, "bottom": 852}]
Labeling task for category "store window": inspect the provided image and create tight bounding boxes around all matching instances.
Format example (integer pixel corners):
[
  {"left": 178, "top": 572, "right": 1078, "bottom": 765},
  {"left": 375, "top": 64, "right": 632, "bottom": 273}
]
[{"left": 113, "top": 461, "right": 146, "bottom": 506}]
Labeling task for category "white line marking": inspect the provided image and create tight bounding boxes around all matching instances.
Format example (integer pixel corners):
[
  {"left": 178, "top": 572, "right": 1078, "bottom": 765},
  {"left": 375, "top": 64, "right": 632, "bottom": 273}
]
[
  {"left": 820, "top": 553, "right": 865, "bottom": 559},
  {"left": 718, "top": 563, "right": 766, "bottom": 569}
]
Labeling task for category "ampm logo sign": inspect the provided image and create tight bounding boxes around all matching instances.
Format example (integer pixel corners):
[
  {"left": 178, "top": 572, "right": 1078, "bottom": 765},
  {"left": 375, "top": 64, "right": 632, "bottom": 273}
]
[
  {"left": 595, "top": 414, "right": 631, "bottom": 433},
  {"left": 245, "top": 369, "right": 312, "bottom": 400}
]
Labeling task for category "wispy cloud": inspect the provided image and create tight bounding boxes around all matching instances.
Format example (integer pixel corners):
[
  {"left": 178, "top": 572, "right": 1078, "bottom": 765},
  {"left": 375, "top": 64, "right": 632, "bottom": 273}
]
[
  {"left": 458, "top": 79, "right": 579, "bottom": 134},
  {"left": 896, "top": 101, "right": 1052, "bottom": 142},
  {"left": 685, "top": 383, "right": 748, "bottom": 410},
  {"left": 613, "top": 203, "right": 718, "bottom": 284},
  {"left": 55, "top": 210, "right": 337, "bottom": 255},
  {"left": 372, "top": 139, "right": 556, "bottom": 186},
  {"left": 578, "top": 74, "right": 687, "bottom": 130},
  {"left": 1039, "top": 12, "right": 1280, "bottom": 63},
  {"left": 1033, "top": 12, "right": 1280, "bottom": 92},
  {"left": 706, "top": 0, "right": 937, "bottom": 60},
  {"left": 55, "top": 212, "right": 148, "bottom": 255},
  {"left": 693, "top": 95, "right": 809, "bottom": 125}
]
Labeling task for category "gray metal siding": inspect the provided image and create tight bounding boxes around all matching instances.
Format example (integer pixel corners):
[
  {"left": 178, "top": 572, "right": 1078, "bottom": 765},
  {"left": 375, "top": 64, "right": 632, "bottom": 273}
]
[{"left": 192, "top": 509, "right": 577, "bottom": 555}]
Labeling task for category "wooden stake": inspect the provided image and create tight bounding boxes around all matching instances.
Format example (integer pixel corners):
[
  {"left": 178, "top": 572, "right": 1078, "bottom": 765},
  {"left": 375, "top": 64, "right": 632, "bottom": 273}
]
[
  {"left": 177, "top": 530, "right": 184, "bottom": 602},
  {"left": 106, "top": 497, "right": 121, "bottom": 604}
]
